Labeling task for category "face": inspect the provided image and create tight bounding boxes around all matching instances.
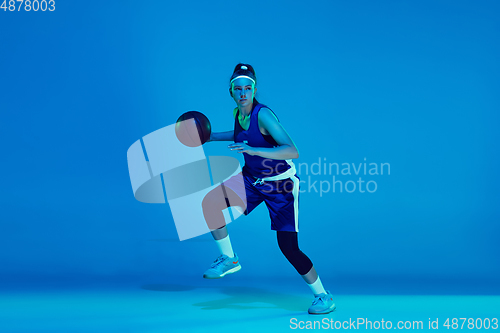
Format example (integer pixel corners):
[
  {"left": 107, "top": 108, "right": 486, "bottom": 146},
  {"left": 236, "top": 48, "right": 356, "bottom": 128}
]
[{"left": 230, "top": 77, "right": 257, "bottom": 107}]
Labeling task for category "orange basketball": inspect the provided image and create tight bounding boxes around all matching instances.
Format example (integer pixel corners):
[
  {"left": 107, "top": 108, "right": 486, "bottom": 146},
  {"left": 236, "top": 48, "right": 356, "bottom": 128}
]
[{"left": 175, "top": 111, "right": 212, "bottom": 147}]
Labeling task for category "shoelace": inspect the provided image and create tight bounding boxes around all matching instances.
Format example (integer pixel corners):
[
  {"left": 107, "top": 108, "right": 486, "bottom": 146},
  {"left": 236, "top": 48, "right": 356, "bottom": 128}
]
[
  {"left": 312, "top": 294, "right": 328, "bottom": 305},
  {"left": 252, "top": 178, "right": 265, "bottom": 186},
  {"left": 210, "top": 255, "right": 227, "bottom": 268}
]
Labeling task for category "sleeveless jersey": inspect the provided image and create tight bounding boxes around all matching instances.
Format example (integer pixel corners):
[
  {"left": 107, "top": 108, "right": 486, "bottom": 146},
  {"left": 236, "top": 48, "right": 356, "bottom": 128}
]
[{"left": 234, "top": 103, "right": 292, "bottom": 178}]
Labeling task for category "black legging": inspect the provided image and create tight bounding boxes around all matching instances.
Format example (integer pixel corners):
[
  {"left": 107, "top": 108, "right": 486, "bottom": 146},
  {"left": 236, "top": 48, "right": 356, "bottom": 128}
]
[{"left": 277, "top": 231, "right": 313, "bottom": 275}]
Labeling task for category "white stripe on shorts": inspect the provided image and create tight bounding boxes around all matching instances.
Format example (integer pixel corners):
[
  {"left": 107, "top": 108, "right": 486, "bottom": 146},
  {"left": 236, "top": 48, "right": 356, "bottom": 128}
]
[{"left": 286, "top": 160, "right": 299, "bottom": 232}]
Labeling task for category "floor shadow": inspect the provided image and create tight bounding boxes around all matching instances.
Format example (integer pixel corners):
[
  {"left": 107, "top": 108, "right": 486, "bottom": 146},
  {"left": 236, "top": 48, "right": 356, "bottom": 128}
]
[
  {"left": 193, "top": 285, "right": 310, "bottom": 312},
  {"left": 140, "top": 283, "right": 311, "bottom": 311},
  {"left": 141, "top": 284, "right": 198, "bottom": 292}
]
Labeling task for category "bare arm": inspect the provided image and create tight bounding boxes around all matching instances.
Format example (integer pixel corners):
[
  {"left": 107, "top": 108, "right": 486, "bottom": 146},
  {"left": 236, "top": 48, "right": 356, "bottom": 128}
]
[
  {"left": 228, "top": 108, "right": 299, "bottom": 160},
  {"left": 209, "top": 131, "right": 234, "bottom": 142}
]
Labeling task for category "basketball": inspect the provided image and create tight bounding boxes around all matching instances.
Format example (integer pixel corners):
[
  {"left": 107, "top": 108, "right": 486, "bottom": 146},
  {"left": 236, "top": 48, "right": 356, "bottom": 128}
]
[{"left": 175, "top": 111, "right": 212, "bottom": 147}]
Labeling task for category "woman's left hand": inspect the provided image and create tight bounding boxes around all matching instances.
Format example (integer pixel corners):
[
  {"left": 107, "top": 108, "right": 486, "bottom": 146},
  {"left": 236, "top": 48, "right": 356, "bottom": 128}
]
[{"left": 228, "top": 143, "right": 257, "bottom": 156}]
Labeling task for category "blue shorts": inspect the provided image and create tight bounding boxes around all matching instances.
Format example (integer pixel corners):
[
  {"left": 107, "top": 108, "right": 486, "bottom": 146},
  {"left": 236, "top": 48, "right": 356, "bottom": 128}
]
[{"left": 221, "top": 169, "right": 301, "bottom": 232}]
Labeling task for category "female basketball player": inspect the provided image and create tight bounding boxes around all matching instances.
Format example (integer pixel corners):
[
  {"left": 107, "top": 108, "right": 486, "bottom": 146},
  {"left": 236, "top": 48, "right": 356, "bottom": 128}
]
[{"left": 202, "top": 63, "right": 335, "bottom": 314}]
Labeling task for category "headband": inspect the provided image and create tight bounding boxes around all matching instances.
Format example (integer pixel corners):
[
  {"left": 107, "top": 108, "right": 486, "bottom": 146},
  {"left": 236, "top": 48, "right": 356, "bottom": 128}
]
[{"left": 230, "top": 75, "right": 255, "bottom": 85}]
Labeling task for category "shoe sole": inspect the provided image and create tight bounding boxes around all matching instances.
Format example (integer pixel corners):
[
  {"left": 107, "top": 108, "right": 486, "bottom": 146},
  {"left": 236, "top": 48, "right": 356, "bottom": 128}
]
[
  {"left": 203, "top": 265, "right": 241, "bottom": 279},
  {"left": 308, "top": 305, "right": 336, "bottom": 315}
]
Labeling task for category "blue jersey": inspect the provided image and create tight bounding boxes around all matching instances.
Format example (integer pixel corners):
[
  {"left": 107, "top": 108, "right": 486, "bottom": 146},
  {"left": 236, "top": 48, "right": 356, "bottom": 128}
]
[{"left": 234, "top": 103, "right": 292, "bottom": 178}]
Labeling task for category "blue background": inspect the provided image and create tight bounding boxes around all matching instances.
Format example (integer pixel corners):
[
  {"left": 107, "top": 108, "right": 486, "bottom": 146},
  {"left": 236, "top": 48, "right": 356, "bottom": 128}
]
[{"left": 1, "top": 0, "right": 498, "bottom": 292}]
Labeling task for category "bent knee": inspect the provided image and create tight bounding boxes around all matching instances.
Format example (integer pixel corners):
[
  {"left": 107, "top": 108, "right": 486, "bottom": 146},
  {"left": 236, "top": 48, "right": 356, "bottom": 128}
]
[
  {"left": 280, "top": 248, "right": 302, "bottom": 258},
  {"left": 202, "top": 188, "right": 229, "bottom": 210}
]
